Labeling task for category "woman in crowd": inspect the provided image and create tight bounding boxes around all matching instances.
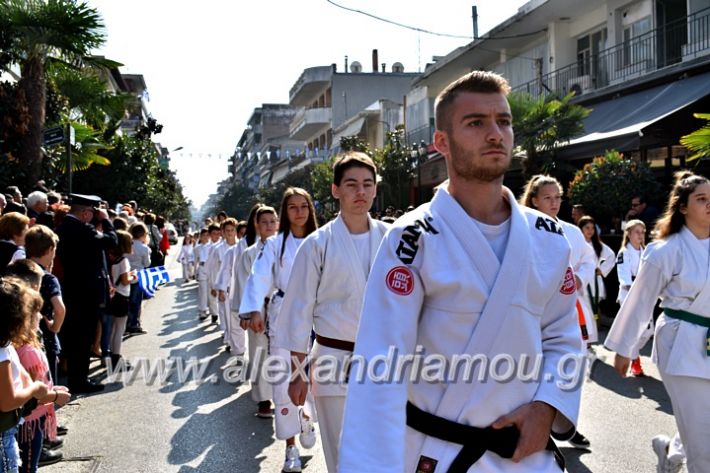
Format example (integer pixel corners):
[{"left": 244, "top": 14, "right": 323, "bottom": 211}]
[
  {"left": 108, "top": 231, "right": 136, "bottom": 367},
  {"left": 606, "top": 171, "right": 710, "bottom": 473}
]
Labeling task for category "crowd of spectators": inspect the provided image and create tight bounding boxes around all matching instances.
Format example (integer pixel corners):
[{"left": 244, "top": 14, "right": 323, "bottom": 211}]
[{"left": 0, "top": 182, "right": 173, "bottom": 470}]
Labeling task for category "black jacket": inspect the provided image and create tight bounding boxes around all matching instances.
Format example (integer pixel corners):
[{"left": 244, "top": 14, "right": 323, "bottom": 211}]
[{"left": 55, "top": 214, "right": 118, "bottom": 308}]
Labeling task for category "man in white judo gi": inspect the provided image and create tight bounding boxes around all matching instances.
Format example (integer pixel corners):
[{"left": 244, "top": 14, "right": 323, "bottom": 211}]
[
  {"left": 280, "top": 152, "right": 390, "bottom": 472},
  {"left": 338, "top": 71, "right": 584, "bottom": 473}
]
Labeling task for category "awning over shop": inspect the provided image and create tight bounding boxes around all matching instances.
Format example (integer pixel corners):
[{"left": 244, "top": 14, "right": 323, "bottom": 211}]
[
  {"left": 332, "top": 117, "right": 365, "bottom": 144},
  {"left": 561, "top": 71, "right": 710, "bottom": 157}
]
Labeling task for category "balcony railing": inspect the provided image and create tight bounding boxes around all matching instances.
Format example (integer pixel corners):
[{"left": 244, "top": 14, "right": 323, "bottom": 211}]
[
  {"left": 513, "top": 7, "right": 710, "bottom": 98},
  {"left": 289, "top": 107, "right": 332, "bottom": 139},
  {"left": 406, "top": 125, "right": 433, "bottom": 147}
]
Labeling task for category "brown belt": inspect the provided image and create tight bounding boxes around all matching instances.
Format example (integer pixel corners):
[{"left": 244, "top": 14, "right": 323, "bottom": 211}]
[{"left": 315, "top": 334, "right": 354, "bottom": 352}]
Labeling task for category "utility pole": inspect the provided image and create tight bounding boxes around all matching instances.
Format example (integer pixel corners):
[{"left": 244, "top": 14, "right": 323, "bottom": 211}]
[{"left": 472, "top": 5, "right": 479, "bottom": 40}]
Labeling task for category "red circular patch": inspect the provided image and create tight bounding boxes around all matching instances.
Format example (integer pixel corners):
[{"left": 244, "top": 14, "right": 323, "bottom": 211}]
[
  {"left": 560, "top": 267, "right": 576, "bottom": 295},
  {"left": 281, "top": 408, "right": 289, "bottom": 416},
  {"left": 386, "top": 266, "right": 414, "bottom": 296}
]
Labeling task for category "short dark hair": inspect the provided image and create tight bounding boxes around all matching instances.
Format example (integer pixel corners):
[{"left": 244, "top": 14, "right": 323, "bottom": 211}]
[
  {"left": 435, "top": 70, "right": 511, "bottom": 132},
  {"left": 24, "top": 225, "right": 58, "bottom": 258},
  {"left": 217, "top": 211, "right": 228, "bottom": 219},
  {"left": 4, "top": 259, "right": 43, "bottom": 287},
  {"left": 208, "top": 223, "right": 221, "bottom": 233},
  {"left": 129, "top": 221, "right": 148, "bottom": 239},
  {"left": 332, "top": 151, "right": 377, "bottom": 186},
  {"left": 221, "top": 217, "right": 237, "bottom": 231}
]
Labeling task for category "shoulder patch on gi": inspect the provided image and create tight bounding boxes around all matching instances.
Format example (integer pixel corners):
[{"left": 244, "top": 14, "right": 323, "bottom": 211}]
[
  {"left": 616, "top": 253, "right": 624, "bottom": 264},
  {"left": 560, "top": 267, "right": 576, "bottom": 295},
  {"left": 395, "top": 217, "right": 438, "bottom": 264},
  {"left": 415, "top": 456, "right": 438, "bottom": 473},
  {"left": 535, "top": 216, "right": 564, "bottom": 235},
  {"left": 386, "top": 266, "right": 415, "bottom": 296}
]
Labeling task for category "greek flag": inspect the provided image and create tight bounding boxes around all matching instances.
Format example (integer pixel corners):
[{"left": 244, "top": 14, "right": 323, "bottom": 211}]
[{"left": 137, "top": 266, "right": 170, "bottom": 298}]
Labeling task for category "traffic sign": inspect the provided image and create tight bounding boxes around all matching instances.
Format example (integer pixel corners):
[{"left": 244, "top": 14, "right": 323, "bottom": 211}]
[{"left": 43, "top": 126, "right": 64, "bottom": 146}]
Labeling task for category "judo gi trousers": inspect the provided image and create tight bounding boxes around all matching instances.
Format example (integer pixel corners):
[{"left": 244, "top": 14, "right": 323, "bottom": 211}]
[
  {"left": 197, "top": 279, "right": 209, "bottom": 313},
  {"left": 659, "top": 370, "right": 710, "bottom": 473},
  {"left": 247, "top": 327, "right": 271, "bottom": 402},
  {"left": 314, "top": 395, "right": 345, "bottom": 472},
  {"left": 270, "top": 346, "right": 301, "bottom": 440},
  {"left": 208, "top": 290, "right": 219, "bottom": 316}
]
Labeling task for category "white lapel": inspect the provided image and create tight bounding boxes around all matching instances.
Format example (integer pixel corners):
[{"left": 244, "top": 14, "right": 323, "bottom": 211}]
[
  {"left": 433, "top": 188, "right": 531, "bottom": 419},
  {"left": 681, "top": 227, "right": 710, "bottom": 313},
  {"left": 433, "top": 187, "right": 501, "bottom": 290},
  {"left": 366, "top": 215, "right": 383, "bottom": 269},
  {"left": 332, "top": 215, "right": 368, "bottom": 294}
]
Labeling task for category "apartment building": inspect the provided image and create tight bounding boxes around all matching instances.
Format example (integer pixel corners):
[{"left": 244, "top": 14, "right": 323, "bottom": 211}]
[
  {"left": 288, "top": 57, "right": 418, "bottom": 152},
  {"left": 406, "top": 0, "right": 710, "bottom": 193},
  {"left": 230, "top": 104, "right": 301, "bottom": 189}
]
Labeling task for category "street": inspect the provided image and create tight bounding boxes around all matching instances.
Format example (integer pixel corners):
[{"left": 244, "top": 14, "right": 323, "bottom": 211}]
[{"left": 44, "top": 250, "right": 676, "bottom": 473}]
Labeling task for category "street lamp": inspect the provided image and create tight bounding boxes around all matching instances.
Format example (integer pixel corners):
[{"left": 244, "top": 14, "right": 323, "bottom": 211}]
[{"left": 411, "top": 140, "right": 428, "bottom": 205}]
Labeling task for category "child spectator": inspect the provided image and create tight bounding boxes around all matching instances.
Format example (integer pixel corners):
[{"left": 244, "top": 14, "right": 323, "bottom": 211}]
[
  {"left": 107, "top": 231, "right": 136, "bottom": 367},
  {"left": 15, "top": 288, "right": 71, "bottom": 472},
  {"left": 23, "top": 226, "right": 65, "bottom": 384},
  {"left": 0, "top": 278, "right": 50, "bottom": 472},
  {"left": 0, "top": 212, "right": 30, "bottom": 271},
  {"left": 126, "top": 223, "right": 151, "bottom": 335}
]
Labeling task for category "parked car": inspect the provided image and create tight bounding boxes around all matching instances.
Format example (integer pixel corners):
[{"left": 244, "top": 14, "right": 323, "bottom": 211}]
[{"left": 165, "top": 222, "right": 178, "bottom": 245}]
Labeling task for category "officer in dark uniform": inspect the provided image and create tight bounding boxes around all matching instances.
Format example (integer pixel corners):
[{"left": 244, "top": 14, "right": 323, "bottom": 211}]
[{"left": 55, "top": 194, "right": 117, "bottom": 393}]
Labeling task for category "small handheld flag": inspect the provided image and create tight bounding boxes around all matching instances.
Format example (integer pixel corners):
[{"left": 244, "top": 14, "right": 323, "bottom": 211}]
[{"left": 137, "top": 266, "right": 170, "bottom": 298}]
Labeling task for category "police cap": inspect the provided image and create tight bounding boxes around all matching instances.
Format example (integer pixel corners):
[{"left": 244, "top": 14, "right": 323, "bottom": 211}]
[{"left": 68, "top": 193, "right": 102, "bottom": 208}]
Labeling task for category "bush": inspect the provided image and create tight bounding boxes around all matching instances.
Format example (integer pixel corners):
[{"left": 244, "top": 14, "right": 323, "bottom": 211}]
[{"left": 568, "top": 150, "right": 660, "bottom": 227}]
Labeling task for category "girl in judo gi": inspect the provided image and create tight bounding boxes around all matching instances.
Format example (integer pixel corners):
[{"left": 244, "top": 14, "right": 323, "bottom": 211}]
[
  {"left": 607, "top": 171, "right": 710, "bottom": 473},
  {"left": 578, "top": 215, "right": 615, "bottom": 331},
  {"left": 239, "top": 190, "right": 319, "bottom": 473},
  {"left": 521, "top": 174, "right": 596, "bottom": 450},
  {"left": 616, "top": 219, "right": 650, "bottom": 376}
]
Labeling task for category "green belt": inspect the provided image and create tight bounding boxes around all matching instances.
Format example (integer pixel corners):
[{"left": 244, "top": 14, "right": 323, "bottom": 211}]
[{"left": 664, "top": 308, "right": 710, "bottom": 356}]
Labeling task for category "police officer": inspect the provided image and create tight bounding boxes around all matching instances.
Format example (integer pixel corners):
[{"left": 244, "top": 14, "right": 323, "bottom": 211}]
[{"left": 55, "top": 194, "right": 117, "bottom": 393}]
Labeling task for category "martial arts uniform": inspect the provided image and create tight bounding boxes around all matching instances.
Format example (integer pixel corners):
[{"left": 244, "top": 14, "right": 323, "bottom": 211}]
[
  {"left": 240, "top": 232, "right": 306, "bottom": 438},
  {"left": 205, "top": 239, "right": 223, "bottom": 319},
  {"left": 558, "top": 220, "right": 597, "bottom": 344},
  {"left": 195, "top": 242, "right": 211, "bottom": 315},
  {"left": 209, "top": 239, "right": 235, "bottom": 334},
  {"left": 215, "top": 240, "right": 245, "bottom": 354},
  {"left": 584, "top": 241, "right": 615, "bottom": 318},
  {"left": 235, "top": 239, "right": 273, "bottom": 405},
  {"left": 177, "top": 242, "right": 195, "bottom": 281},
  {"left": 606, "top": 226, "right": 710, "bottom": 473},
  {"left": 615, "top": 243, "right": 652, "bottom": 355},
  {"left": 339, "top": 187, "right": 582, "bottom": 473},
  {"left": 280, "top": 214, "right": 389, "bottom": 471}
]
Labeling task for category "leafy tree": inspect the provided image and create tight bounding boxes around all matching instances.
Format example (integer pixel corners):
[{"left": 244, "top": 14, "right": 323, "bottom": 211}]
[
  {"left": 680, "top": 113, "right": 710, "bottom": 162},
  {"left": 375, "top": 126, "right": 414, "bottom": 210},
  {"left": 73, "top": 119, "right": 190, "bottom": 220},
  {"left": 209, "top": 180, "right": 258, "bottom": 220},
  {"left": 567, "top": 150, "right": 660, "bottom": 227},
  {"left": 508, "top": 91, "right": 590, "bottom": 179},
  {"left": 0, "top": 0, "right": 106, "bottom": 187},
  {"left": 310, "top": 157, "right": 337, "bottom": 222}
]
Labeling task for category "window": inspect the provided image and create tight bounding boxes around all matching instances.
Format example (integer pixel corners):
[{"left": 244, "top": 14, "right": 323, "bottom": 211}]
[{"left": 622, "top": 16, "right": 652, "bottom": 66}]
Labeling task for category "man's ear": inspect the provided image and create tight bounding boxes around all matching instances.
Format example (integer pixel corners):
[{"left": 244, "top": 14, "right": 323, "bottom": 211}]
[
  {"left": 331, "top": 183, "right": 340, "bottom": 200},
  {"left": 434, "top": 129, "right": 449, "bottom": 157}
]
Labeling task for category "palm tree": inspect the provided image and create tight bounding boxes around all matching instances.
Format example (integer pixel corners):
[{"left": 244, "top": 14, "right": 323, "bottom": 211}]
[
  {"left": 0, "top": 0, "right": 105, "bottom": 187},
  {"left": 508, "top": 92, "right": 590, "bottom": 179},
  {"left": 680, "top": 113, "right": 710, "bottom": 161}
]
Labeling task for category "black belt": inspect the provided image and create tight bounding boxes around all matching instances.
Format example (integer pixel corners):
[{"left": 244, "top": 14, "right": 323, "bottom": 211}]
[
  {"left": 315, "top": 334, "right": 354, "bottom": 352},
  {"left": 406, "top": 402, "right": 565, "bottom": 473},
  {"left": 274, "top": 289, "right": 285, "bottom": 298}
]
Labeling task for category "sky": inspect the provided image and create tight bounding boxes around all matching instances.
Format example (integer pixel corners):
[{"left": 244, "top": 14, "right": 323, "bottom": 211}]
[{"left": 87, "top": 0, "right": 529, "bottom": 208}]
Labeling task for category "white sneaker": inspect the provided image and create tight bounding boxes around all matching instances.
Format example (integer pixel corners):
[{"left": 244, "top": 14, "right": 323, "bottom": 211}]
[
  {"left": 283, "top": 445, "right": 302, "bottom": 473},
  {"left": 298, "top": 409, "right": 317, "bottom": 449},
  {"left": 652, "top": 435, "right": 684, "bottom": 473}
]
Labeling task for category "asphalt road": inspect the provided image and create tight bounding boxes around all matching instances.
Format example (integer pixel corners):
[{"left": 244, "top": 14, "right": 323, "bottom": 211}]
[{"left": 44, "top": 246, "right": 679, "bottom": 473}]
